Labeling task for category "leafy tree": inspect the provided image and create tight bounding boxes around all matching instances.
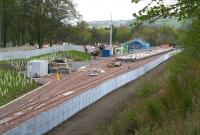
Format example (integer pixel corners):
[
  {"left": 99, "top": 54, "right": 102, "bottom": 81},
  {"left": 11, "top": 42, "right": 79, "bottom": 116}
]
[
  {"left": 156, "top": 26, "right": 178, "bottom": 45},
  {"left": 90, "top": 27, "right": 98, "bottom": 44},
  {"left": 1, "top": 0, "right": 15, "bottom": 47},
  {"left": 116, "top": 25, "right": 132, "bottom": 43},
  {"left": 132, "top": 0, "right": 200, "bottom": 25},
  {"left": 132, "top": 26, "right": 180, "bottom": 46},
  {"left": 132, "top": 0, "right": 200, "bottom": 29},
  {"left": 45, "top": 0, "right": 78, "bottom": 47},
  {"left": 132, "top": 0, "right": 199, "bottom": 48},
  {"left": 112, "top": 26, "right": 117, "bottom": 42},
  {"left": 0, "top": 0, "right": 79, "bottom": 48},
  {"left": 72, "top": 21, "right": 90, "bottom": 45}
]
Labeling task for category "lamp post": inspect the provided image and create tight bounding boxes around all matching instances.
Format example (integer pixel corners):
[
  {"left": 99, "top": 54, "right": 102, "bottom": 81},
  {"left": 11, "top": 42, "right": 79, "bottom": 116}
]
[
  {"left": 109, "top": 13, "right": 112, "bottom": 47},
  {"left": 109, "top": 13, "right": 113, "bottom": 55}
]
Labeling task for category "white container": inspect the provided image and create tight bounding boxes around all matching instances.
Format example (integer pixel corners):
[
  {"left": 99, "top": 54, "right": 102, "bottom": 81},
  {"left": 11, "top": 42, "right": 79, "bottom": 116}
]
[{"left": 27, "top": 60, "right": 48, "bottom": 78}]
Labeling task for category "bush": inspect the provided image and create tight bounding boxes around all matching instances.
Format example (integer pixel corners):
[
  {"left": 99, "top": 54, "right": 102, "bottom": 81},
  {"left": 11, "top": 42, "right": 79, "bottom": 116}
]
[
  {"left": 136, "top": 83, "right": 158, "bottom": 98},
  {"left": 0, "top": 70, "right": 37, "bottom": 106},
  {"left": 145, "top": 99, "right": 165, "bottom": 125},
  {"left": 108, "top": 110, "right": 138, "bottom": 135}
]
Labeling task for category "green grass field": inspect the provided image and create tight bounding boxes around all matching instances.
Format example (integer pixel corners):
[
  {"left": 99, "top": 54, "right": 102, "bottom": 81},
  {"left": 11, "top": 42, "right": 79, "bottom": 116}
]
[
  {"left": 0, "top": 68, "right": 37, "bottom": 107},
  {"left": 1, "top": 50, "right": 91, "bottom": 71},
  {"left": 30, "top": 50, "right": 91, "bottom": 61}
]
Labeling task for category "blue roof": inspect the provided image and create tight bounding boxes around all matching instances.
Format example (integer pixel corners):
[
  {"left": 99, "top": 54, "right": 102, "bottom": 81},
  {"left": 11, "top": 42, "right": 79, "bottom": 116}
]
[{"left": 129, "top": 38, "right": 150, "bottom": 49}]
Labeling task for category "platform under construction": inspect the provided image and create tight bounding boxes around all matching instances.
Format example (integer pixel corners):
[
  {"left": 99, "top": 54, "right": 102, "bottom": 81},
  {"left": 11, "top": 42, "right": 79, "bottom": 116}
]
[{"left": 0, "top": 49, "right": 180, "bottom": 135}]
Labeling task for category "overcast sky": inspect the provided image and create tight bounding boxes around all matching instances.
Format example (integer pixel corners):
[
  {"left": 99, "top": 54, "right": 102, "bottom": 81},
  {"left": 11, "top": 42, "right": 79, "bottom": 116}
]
[{"left": 74, "top": 0, "right": 151, "bottom": 21}]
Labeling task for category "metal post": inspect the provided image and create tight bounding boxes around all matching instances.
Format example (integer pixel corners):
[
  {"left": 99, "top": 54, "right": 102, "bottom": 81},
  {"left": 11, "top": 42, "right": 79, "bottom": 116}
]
[
  {"left": 109, "top": 13, "right": 113, "bottom": 55},
  {"left": 109, "top": 13, "right": 112, "bottom": 47}
]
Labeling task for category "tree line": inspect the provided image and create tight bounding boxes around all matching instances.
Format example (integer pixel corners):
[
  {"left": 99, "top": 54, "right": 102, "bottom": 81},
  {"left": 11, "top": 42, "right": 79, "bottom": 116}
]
[
  {"left": 57, "top": 21, "right": 181, "bottom": 46},
  {"left": 0, "top": 0, "right": 182, "bottom": 49},
  {"left": 0, "top": 0, "right": 78, "bottom": 48}
]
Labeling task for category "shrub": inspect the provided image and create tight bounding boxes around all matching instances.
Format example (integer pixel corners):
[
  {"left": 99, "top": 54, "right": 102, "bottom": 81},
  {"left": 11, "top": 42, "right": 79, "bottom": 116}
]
[
  {"left": 0, "top": 70, "right": 37, "bottom": 106},
  {"left": 136, "top": 83, "right": 158, "bottom": 98},
  {"left": 145, "top": 99, "right": 165, "bottom": 125}
]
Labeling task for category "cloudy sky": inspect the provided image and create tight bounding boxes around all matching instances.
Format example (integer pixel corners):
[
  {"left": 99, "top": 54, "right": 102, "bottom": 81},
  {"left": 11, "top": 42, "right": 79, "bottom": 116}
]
[{"left": 74, "top": 0, "right": 151, "bottom": 21}]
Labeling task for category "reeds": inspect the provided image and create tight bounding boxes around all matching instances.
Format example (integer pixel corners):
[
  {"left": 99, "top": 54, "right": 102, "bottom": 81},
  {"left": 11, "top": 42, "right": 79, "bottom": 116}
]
[
  {"left": 0, "top": 71, "right": 33, "bottom": 97},
  {"left": 5, "top": 51, "right": 82, "bottom": 72}
]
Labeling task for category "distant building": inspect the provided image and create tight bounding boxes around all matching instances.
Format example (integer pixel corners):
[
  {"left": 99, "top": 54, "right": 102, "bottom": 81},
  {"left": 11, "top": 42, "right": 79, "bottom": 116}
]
[{"left": 128, "top": 38, "right": 150, "bottom": 50}]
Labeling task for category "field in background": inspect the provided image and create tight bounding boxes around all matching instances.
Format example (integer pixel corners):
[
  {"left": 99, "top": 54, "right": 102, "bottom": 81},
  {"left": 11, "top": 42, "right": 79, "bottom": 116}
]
[{"left": 1, "top": 50, "right": 91, "bottom": 72}]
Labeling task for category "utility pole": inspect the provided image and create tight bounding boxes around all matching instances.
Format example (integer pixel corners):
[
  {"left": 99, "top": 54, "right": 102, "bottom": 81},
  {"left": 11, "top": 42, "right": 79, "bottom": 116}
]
[
  {"left": 109, "top": 13, "right": 113, "bottom": 55},
  {"left": 109, "top": 13, "right": 112, "bottom": 47}
]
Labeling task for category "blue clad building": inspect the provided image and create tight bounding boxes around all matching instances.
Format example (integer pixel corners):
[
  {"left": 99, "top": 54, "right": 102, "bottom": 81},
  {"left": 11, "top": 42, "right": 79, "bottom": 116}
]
[{"left": 128, "top": 38, "right": 150, "bottom": 50}]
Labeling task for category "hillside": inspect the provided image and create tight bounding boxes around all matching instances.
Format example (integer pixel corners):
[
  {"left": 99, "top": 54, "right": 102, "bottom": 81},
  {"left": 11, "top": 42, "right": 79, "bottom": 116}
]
[
  {"left": 87, "top": 18, "right": 187, "bottom": 29},
  {"left": 87, "top": 20, "right": 133, "bottom": 28}
]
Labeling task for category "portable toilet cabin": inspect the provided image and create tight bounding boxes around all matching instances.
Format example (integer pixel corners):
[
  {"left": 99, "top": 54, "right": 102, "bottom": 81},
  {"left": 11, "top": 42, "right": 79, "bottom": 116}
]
[
  {"left": 115, "top": 47, "right": 124, "bottom": 55},
  {"left": 102, "top": 50, "right": 110, "bottom": 57},
  {"left": 27, "top": 60, "right": 48, "bottom": 78},
  {"left": 122, "top": 44, "right": 129, "bottom": 53}
]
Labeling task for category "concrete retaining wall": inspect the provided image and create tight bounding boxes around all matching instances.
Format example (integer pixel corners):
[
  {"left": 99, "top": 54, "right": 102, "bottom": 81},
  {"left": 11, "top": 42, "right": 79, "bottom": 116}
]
[
  {"left": 0, "top": 45, "right": 83, "bottom": 61},
  {"left": 3, "top": 51, "right": 179, "bottom": 135}
]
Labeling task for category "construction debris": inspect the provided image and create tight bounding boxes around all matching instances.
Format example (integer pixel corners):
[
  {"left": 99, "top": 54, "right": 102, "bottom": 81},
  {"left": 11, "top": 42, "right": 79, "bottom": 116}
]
[
  {"left": 49, "top": 59, "right": 71, "bottom": 74},
  {"left": 117, "top": 47, "right": 174, "bottom": 61},
  {"left": 77, "top": 65, "right": 89, "bottom": 72},
  {"left": 89, "top": 68, "right": 105, "bottom": 76},
  {"left": 107, "top": 60, "right": 122, "bottom": 68}
]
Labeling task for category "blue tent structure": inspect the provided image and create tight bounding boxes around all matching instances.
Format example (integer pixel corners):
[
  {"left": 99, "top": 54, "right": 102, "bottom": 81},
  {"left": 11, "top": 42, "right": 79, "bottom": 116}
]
[{"left": 128, "top": 38, "right": 150, "bottom": 50}]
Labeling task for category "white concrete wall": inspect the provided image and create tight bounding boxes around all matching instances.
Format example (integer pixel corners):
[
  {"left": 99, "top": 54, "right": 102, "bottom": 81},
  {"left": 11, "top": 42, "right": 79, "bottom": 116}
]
[
  {"left": 3, "top": 50, "right": 179, "bottom": 135},
  {"left": 0, "top": 45, "right": 83, "bottom": 61}
]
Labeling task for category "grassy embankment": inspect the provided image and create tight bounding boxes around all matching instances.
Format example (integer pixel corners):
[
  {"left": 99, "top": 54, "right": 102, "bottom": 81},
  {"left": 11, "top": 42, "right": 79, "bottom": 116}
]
[
  {"left": 0, "top": 64, "right": 37, "bottom": 106},
  {"left": 0, "top": 50, "right": 90, "bottom": 107},
  {"left": 98, "top": 49, "right": 200, "bottom": 135}
]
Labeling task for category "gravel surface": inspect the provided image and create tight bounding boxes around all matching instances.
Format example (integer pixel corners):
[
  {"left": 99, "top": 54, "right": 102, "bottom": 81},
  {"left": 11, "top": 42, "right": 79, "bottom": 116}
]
[
  {"left": 0, "top": 56, "right": 155, "bottom": 133},
  {"left": 46, "top": 60, "right": 169, "bottom": 135}
]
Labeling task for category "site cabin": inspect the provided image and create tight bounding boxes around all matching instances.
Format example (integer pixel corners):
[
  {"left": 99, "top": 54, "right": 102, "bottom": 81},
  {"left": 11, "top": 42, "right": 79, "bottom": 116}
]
[{"left": 119, "top": 38, "right": 151, "bottom": 54}]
